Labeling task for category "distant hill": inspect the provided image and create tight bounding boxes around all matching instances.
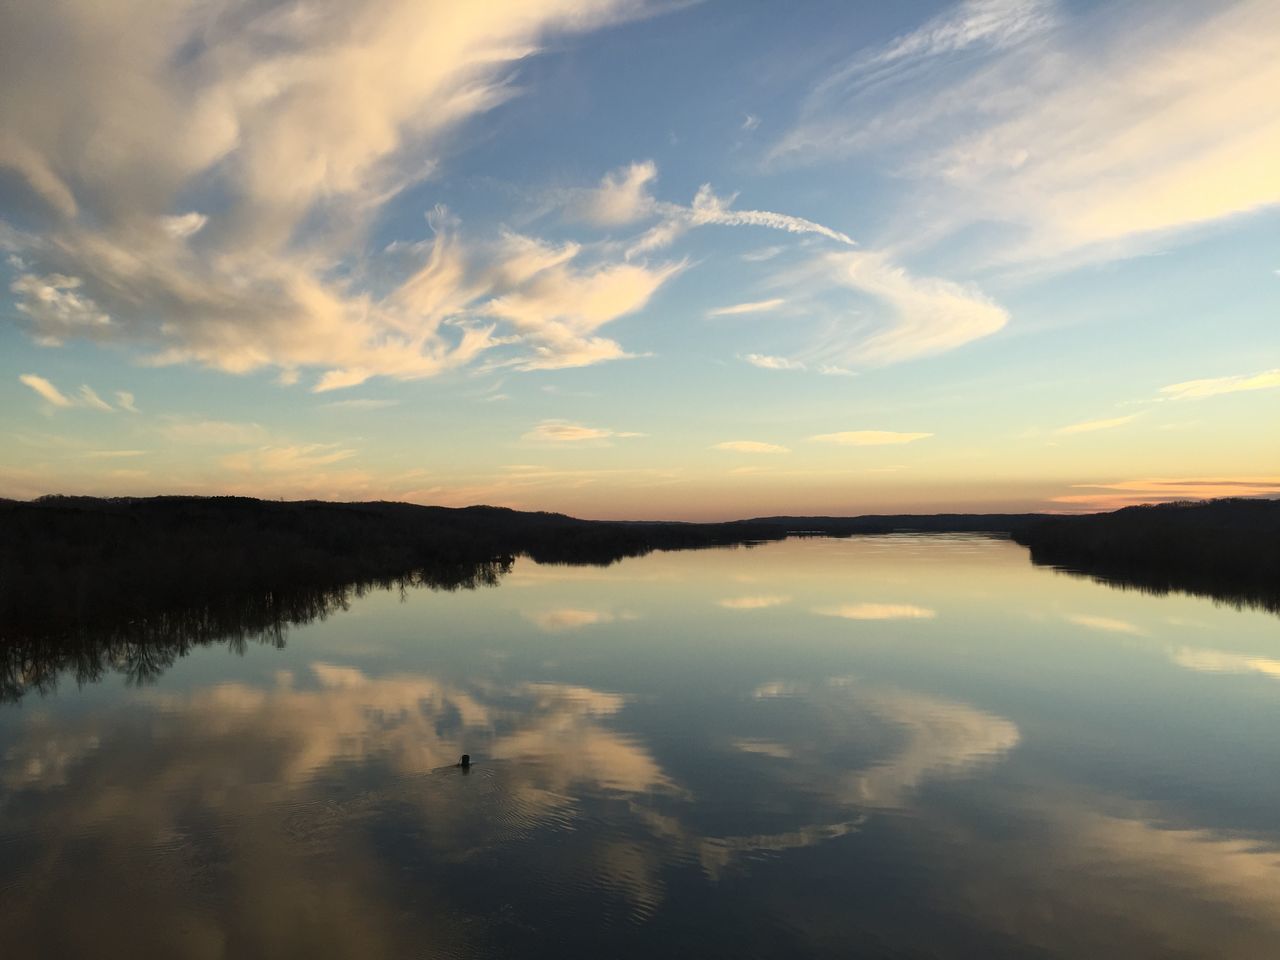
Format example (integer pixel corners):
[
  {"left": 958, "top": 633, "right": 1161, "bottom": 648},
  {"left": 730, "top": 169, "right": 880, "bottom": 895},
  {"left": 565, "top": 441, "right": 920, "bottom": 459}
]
[
  {"left": 0, "top": 496, "right": 1046, "bottom": 638},
  {"left": 1013, "top": 498, "right": 1280, "bottom": 613},
  {"left": 738, "top": 514, "right": 1046, "bottom": 534},
  {"left": 2, "top": 495, "right": 1275, "bottom": 642}
]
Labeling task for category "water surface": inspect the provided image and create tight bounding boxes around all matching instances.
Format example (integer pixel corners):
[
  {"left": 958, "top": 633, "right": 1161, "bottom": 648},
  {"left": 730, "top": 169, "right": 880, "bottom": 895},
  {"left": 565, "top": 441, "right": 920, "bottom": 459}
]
[{"left": 3, "top": 535, "right": 1279, "bottom": 958}]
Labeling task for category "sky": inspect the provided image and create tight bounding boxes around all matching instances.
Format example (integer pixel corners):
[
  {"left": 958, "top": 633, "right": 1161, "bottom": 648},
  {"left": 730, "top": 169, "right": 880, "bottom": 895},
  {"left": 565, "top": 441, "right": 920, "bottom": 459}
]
[{"left": 0, "top": 0, "right": 1277, "bottom": 519}]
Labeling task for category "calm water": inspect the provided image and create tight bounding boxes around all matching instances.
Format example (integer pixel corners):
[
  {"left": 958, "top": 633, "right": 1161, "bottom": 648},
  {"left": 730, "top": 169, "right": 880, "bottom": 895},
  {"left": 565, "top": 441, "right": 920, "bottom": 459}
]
[{"left": 3, "top": 535, "right": 1280, "bottom": 958}]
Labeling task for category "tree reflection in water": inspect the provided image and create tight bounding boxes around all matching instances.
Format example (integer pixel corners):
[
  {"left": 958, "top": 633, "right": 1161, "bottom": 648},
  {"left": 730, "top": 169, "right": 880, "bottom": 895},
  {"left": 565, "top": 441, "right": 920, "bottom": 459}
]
[{"left": 0, "top": 558, "right": 511, "bottom": 703}]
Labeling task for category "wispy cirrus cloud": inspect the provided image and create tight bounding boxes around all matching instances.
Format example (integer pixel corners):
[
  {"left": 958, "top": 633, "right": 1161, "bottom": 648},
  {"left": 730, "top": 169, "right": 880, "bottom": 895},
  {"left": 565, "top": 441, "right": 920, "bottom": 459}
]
[
  {"left": 816, "top": 251, "right": 1009, "bottom": 365},
  {"left": 221, "top": 444, "right": 357, "bottom": 474},
  {"left": 575, "top": 160, "right": 659, "bottom": 226},
  {"left": 18, "top": 374, "right": 73, "bottom": 408},
  {"left": 771, "top": 0, "right": 1055, "bottom": 165},
  {"left": 821, "top": 0, "right": 1056, "bottom": 100},
  {"left": 771, "top": 0, "right": 1280, "bottom": 267},
  {"left": 707, "top": 298, "right": 786, "bottom": 318},
  {"left": 569, "top": 160, "right": 857, "bottom": 258},
  {"left": 713, "top": 441, "right": 790, "bottom": 454},
  {"left": 82, "top": 449, "right": 147, "bottom": 460},
  {"left": 523, "top": 420, "right": 645, "bottom": 444},
  {"left": 77, "top": 385, "right": 113, "bottom": 412},
  {"left": 19, "top": 373, "right": 120, "bottom": 412},
  {"left": 741, "top": 246, "right": 784, "bottom": 262},
  {"left": 743, "top": 353, "right": 805, "bottom": 371},
  {"left": 809, "top": 430, "right": 932, "bottom": 446},
  {"left": 741, "top": 249, "right": 1009, "bottom": 374},
  {"left": 1055, "top": 413, "right": 1140, "bottom": 436},
  {"left": 320, "top": 398, "right": 401, "bottom": 411},
  {"left": 1159, "top": 368, "right": 1280, "bottom": 401},
  {"left": 159, "top": 419, "right": 269, "bottom": 446},
  {"left": 684, "top": 185, "right": 854, "bottom": 246}
]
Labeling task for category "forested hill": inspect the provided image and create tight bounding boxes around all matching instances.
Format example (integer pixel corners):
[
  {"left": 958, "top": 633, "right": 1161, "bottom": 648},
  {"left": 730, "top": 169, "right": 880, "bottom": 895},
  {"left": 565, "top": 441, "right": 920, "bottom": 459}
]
[
  {"left": 3, "top": 494, "right": 1275, "bottom": 636},
  {"left": 0, "top": 496, "right": 1044, "bottom": 636},
  {"left": 1013, "top": 498, "right": 1280, "bottom": 612},
  {"left": 735, "top": 514, "right": 1046, "bottom": 534}
]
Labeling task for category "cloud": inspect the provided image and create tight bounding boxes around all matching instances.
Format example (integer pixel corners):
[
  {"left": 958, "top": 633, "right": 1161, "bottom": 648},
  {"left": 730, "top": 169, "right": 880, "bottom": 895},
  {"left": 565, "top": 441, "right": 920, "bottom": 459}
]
[
  {"left": 707, "top": 297, "right": 785, "bottom": 318},
  {"left": 1171, "top": 647, "right": 1280, "bottom": 682},
  {"left": 818, "top": 251, "right": 1008, "bottom": 364},
  {"left": 741, "top": 246, "right": 784, "bottom": 262},
  {"left": 10, "top": 273, "right": 109, "bottom": 338},
  {"left": 814, "top": 604, "right": 937, "bottom": 621},
  {"left": 753, "top": 681, "right": 804, "bottom": 699},
  {"left": 83, "top": 449, "right": 147, "bottom": 459},
  {"left": 686, "top": 184, "right": 854, "bottom": 245},
  {"left": 1055, "top": 413, "right": 1140, "bottom": 435},
  {"left": 18, "top": 373, "right": 73, "bottom": 408},
  {"left": 18, "top": 373, "right": 118, "bottom": 411},
  {"left": 412, "top": 462, "right": 686, "bottom": 509},
  {"left": 712, "top": 441, "right": 789, "bottom": 454},
  {"left": 731, "top": 248, "right": 1008, "bottom": 374},
  {"left": 718, "top": 595, "right": 790, "bottom": 610},
  {"left": 480, "top": 234, "right": 684, "bottom": 373},
  {"left": 523, "top": 420, "right": 644, "bottom": 443},
  {"left": 772, "top": 0, "right": 1280, "bottom": 266},
  {"left": 159, "top": 419, "right": 269, "bottom": 445},
  {"left": 744, "top": 353, "right": 804, "bottom": 371},
  {"left": 576, "top": 160, "right": 658, "bottom": 226},
  {"left": 77, "top": 385, "right": 113, "bottom": 412},
  {"left": 1160, "top": 368, "right": 1280, "bottom": 401},
  {"left": 829, "top": 0, "right": 1055, "bottom": 96},
  {"left": 524, "top": 608, "right": 635, "bottom": 631},
  {"left": 1, "top": 666, "right": 696, "bottom": 937},
  {"left": 160, "top": 212, "right": 208, "bottom": 239},
  {"left": 0, "top": 0, "right": 655, "bottom": 384},
  {"left": 1051, "top": 476, "right": 1280, "bottom": 510},
  {"left": 741, "top": 113, "right": 760, "bottom": 132},
  {"left": 1064, "top": 614, "right": 1146, "bottom": 636},
  {"left": 221, "top": 444, "right": 357, "bottom": 474},
  {"left": 771, "top": 0, "right": 1055, "bottom": 164},
  {"left": 850, "top": 688, "right": 1018, "bottom": 807},
  {"left": 320, "top": 398, "right": 400, "bottom": 411},
  {"left": 809, "top": 430, "right": 932, "bottom": 446},
  {"left": 611, "top": 168, "right": 856, "bottom": 258},
  {"left": 114, "top": 391, "right": 138, "bottom": 413},
  {"left": 749, "top": 678, "right": 1019, "bottom": 809}
]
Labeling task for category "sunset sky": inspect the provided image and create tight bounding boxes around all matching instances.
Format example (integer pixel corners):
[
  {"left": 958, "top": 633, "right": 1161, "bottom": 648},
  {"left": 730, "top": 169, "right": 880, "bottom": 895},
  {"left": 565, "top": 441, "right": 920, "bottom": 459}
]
[{"left": 1, "top": 0, "right": 1276, "bottom": 518}]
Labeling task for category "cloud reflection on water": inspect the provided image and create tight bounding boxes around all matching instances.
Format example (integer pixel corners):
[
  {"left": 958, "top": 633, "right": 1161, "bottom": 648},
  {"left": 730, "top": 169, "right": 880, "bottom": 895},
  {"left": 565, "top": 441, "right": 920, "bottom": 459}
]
[
  {"left": 1, "top": 663, "right": 1026, "bottom": 940},
  {"left": 5, "top": 533, "right": 1280, "bottom": 956},
  {"left": 813, "top": 602, "right": 937, "bottom": 620}
]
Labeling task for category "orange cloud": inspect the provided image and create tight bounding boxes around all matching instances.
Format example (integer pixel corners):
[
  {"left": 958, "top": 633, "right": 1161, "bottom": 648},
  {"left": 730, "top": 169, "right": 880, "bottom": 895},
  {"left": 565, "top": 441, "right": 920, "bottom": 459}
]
[{"left": 1052, "top": 477, "right": 1280, "bottom": 511}]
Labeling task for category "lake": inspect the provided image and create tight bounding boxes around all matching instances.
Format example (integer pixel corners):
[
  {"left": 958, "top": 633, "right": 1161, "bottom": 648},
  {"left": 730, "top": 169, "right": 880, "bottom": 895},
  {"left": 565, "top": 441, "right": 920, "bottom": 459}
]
[{"left": 2, "top": 534, "right": 1279, "bottom": 958}]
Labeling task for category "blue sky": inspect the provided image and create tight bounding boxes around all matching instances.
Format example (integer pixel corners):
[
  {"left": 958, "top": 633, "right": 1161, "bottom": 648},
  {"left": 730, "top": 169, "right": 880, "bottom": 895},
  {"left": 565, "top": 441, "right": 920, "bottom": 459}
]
[{"left": 1, "top": 0, "right": 1277, "bottom": 518}]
